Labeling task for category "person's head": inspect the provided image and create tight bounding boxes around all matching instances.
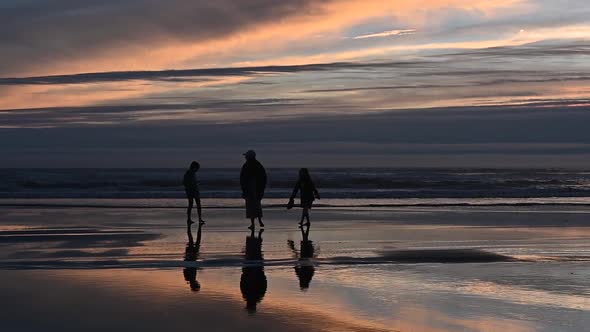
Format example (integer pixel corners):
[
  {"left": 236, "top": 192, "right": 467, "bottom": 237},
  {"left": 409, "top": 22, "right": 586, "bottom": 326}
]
[
  {"left": 246, "top": 301, "right": 257, "bottom": 314},
  {"left": 299, "top": 168, "right": 311, "bottom": 181},
  {"left": 243, "top": 150, "right": 256, "bottom": 161},
  {"left": 299, "top": 276, "right": 312, "bottom": 290},
  {"left": 189, "top": 161, "right": 200, "bottom": 171},
  {"left": 183, "top": 267, "right": 200, "bottom": 291},
  {"left": 189, "top": 280, "right": 201, "bottom": 292}
]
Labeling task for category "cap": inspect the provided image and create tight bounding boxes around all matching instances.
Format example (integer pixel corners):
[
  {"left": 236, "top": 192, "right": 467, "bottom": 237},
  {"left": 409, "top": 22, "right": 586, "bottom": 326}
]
[{"left": 243, "top": 150, "right": 256, "bottom": 158}]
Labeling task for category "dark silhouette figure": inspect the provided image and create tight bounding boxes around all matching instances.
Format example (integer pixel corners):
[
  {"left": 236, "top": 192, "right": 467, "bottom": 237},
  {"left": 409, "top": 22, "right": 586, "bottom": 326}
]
[
  {"left": 240, "top": 150, "right": 267, "bottom": 229},
  {"left": 183, "top": 222, "right": 203, "bottom": 292},
  {"left": 288, "top": 168, "right": 320, "bottom": 226},
  {"left": 288, "top": 223, "right": 316, "bottom": 290},
  {"left": 184, "top": 161, "right": 205, "bottom": 225},
  {"left": 240, "top": 228, "right": 267, "bottom": 313}
]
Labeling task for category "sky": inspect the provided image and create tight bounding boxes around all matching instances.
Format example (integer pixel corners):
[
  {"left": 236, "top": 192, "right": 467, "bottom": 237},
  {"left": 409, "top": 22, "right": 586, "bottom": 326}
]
[{"left": 1, "top": 0, "right": 589, "bottom": 168}]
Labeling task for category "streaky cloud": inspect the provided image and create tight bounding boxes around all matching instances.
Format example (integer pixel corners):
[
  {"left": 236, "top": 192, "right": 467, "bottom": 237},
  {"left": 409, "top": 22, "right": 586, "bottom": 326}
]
[
  {"left": 2, "top": 98, "right": 590, "bottom": 129},
  {"left": 0, "top": 61, "right": 426, "bottom": 86},
  {"left": 303, "top": 76, "right": 590, "bottom": 93},
  {"left": 353, "top": 29, "right": 416, "bottom": 39},
  {"left": 444, "top": 39, "right": 590, "bottom": 58},
  {"left": 2, "top": 39, "right": 588, "bottom": 87}
]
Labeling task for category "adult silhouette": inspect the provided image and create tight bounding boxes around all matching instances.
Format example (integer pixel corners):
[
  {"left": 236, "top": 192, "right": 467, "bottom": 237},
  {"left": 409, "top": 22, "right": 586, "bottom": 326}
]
[
  {"left": 184, "top": 161, "right": 205, "bottom": 225},
  {"left": 240, "top": 150, "right": 267, "bottom": 229},
  {"left": 183, "top": 222, "right": 203, "bottom": 292},
  {"left": 240, "top": 228, "right": 267, "bottom": 313},
  {"left": 288, "top": 223, "right": 316, "bottom": 290}
]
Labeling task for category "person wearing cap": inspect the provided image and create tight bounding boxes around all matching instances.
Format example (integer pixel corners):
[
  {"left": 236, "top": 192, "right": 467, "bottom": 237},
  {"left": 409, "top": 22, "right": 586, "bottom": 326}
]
[
  {"left": 240, "top": 150, "right": 267, "bottom": 228},
  {"left": 183, "top": 161, "right": 205, "bottom": 225}
]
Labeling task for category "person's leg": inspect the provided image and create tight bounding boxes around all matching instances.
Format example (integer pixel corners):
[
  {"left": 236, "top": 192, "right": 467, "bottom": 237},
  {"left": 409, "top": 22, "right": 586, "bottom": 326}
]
[
  {"left": 257, "top": 200, "right": 264, "bottom": 227},
  {"left": 304, "top": 223, "right": 311, "bottom": 237},
  {"left": 303, "top": 208, "right": 310, "bottom": 226},
  {"left": 195, "top": 194, "right": 205, "bottom": 224},
  {"left": 249, "top": 218, "right": 255, "bottom": 229},
  {"left": 186, "top": 194, "right": 194, "bottom": 224},
  {"left": 299, "top": 209, "right": 305, "bottom": 225}
]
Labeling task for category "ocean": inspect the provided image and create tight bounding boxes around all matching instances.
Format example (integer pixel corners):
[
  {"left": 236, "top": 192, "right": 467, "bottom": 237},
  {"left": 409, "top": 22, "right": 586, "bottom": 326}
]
[
  {"left": 0, "top": 168, "right": 590, "bottom": 199},
  {"left": 2, "top": 168, "right": 590, "bottom": 331},
  {"left": 1, "top": 168, "right": 589, "bottom": 206}
]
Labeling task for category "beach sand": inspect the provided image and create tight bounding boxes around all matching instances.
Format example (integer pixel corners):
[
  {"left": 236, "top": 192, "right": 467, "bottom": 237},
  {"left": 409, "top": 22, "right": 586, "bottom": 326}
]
[{"left": 1, "top": 204, "right": 590, "bottom": 331}]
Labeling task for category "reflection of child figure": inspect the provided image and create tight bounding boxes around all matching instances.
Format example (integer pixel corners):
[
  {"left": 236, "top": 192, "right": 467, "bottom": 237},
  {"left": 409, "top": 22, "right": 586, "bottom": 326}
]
[
  {"left": 183, "top": 243, "right": 200, "bottom": 291},
  {"left": 183, "top": 222, "right": 203, "bottom": 292},
  {"left": 183, "top": 265, "right": 200, "bottom": 292},
  {"left": 288, "top": 168, "right": 320, "bottom": 226}
]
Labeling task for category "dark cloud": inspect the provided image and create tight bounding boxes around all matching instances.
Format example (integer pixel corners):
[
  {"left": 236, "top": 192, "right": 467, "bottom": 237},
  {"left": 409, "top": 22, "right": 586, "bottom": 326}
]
[
  {"left": 0, "top": 98, "right": 306, "bottom": 127},
  {"left": 4, "top": 95, "right": 589, "bottom": 129},
  {"left": 1, "top": 98, "right": 589, "bottom": 131},
  {"left": 1, "top": 101, "right": 589, "bottom": 167},
  {"left": 2, "top": 98, "right": 304, "bottom": 114},
  {"left": 0, "top": 61, "right": 425, "bottom": 86}
]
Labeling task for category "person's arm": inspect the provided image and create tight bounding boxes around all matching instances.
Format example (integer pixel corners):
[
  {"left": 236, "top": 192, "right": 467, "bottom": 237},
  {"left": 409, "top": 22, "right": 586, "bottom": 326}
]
[
  {"left": 260, "top": 164, "right": 267, "bottom": 192},
  {"left": 312, "top": 181, "right": 320, "bottom": 199},
  {"left": 290, "top": 181, "right": 300, "bottom": 199},
  {"left": 240, "top": 165, "right": 247, "bottom": 197},
  {"left": 258, "top": 163, "right": 267, "bottom": 199}
]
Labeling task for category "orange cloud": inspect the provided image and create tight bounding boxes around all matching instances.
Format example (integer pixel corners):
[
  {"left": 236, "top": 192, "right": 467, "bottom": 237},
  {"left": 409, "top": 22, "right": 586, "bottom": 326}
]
[
  {"left": 0, "top": 75, "right": 253, "bottom": 110},
  {"left": 11, "top": 0, "right": 529, "bottom": 77}
]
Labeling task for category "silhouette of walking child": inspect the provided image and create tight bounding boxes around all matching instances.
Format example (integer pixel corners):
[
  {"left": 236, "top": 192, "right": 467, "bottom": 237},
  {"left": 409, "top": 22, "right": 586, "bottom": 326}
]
[
  {"left": 240, "top": 150, "right": 267, "bottom": 229},
  {"left": 184, "top": 161, "right": 205, "bottom": 225},
  {"left": 288, "top": 168, "right": 320, "bottom": 226}
]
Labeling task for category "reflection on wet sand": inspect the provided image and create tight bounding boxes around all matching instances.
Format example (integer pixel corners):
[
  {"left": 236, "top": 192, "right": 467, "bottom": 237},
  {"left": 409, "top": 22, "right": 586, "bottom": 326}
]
[
  {"left": 2, "top": 206, "right": 589, "bottom": 331},
  {"left": 183, "top": 222, "right": 203, "bottom": 292},
  {"left": 288, "top": 223, "right": 316, "bottom": 290},
  {"left": 241, "top": 228, "right": 267, "bottom": 313},
  {"left": 8, "top": 268, "right": 398, "bottom": 331}
]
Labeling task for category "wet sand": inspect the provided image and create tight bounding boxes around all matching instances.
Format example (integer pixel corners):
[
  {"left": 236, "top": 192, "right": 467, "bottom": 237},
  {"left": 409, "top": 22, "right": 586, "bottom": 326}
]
[{"left": 1, "top": 204, "right": 590, "bottom": 331}]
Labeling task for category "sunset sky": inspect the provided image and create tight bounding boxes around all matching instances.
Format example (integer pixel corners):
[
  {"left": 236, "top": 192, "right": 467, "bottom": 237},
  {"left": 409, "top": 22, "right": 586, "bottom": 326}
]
[{"left": 1, "top": 0, "right": 589, "bottom": 167}]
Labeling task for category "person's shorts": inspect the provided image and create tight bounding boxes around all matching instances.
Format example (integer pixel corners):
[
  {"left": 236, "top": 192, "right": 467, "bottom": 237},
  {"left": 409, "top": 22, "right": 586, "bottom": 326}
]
[{"left": 185, "top": 189, "right": 200, "bottom": 198}]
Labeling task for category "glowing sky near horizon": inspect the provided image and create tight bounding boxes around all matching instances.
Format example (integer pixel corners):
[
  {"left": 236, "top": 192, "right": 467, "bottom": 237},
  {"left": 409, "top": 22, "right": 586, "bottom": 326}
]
[{"left": 1, "top": 0, "right": 589, "bottom": 167}]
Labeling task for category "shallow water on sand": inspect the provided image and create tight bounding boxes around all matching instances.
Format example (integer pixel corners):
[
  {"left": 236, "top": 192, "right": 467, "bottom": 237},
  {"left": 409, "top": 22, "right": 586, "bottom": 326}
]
[{"left": 1, "top": 205, "right": 590, "bottom": 331}]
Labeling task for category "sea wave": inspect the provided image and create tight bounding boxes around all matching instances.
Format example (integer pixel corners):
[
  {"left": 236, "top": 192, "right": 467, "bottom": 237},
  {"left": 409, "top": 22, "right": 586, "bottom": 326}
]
[{"left": 1, "top": 168, "right": 589, "bottom": 199}]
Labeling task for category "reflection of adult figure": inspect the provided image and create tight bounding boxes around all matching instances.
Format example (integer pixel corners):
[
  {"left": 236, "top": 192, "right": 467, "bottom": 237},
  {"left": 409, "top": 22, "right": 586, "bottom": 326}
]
[
  {"left": 240, "top": 228, "right": 267, "bottom": 313},
  {"left": 240, "top": 150, "right": 267, "bottom": 229},
  {"left": 290, "top": 224, "right": 316, "bottom": 290},
  {"left": 183, "top": 222, "right": 203, "bottom": 292}
]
